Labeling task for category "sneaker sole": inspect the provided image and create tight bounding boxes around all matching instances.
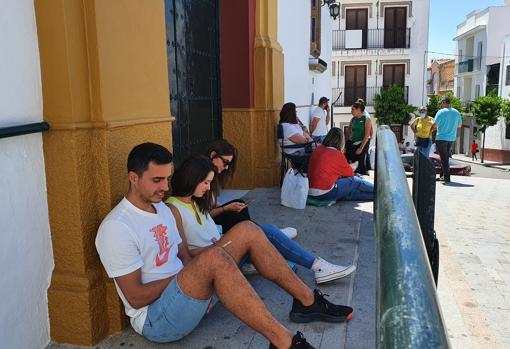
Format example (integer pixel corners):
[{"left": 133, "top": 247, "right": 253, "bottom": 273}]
[
  {"left": 290, "top": 311, "right": 353, "bottom": 323},
  {"left": 315, "top": 265, "right": 356, "bottom": 284}
]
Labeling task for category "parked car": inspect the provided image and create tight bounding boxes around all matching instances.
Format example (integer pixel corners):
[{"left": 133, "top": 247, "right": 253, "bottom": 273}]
[{"left": 401, "top": 153, "right": 471, "bottom": 176}]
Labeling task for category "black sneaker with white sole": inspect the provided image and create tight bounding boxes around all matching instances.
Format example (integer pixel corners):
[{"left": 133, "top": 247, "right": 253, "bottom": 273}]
[
  {"left": 268, "top": 331, "right": 315, "bottom": 349},
  {"left": 289, "top": 289, "right": 353, "bottom": 323}
]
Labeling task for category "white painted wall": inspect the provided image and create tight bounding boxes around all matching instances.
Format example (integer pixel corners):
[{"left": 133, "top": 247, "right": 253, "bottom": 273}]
[
  {"left": 484, "top": 119, "right": 510, "bottom": 151},
  {"left": 455, "top": 3, "right": 510, "bottom": 101},
  {"left": 278, "top": 0, "right": 332, "bottom": 128},
  {"left": 0, "top": 2, "right": 53, "bottom": 349}
]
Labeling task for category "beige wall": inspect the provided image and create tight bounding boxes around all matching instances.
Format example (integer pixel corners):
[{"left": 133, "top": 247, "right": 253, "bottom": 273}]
[{"left": 35, "top": 0, "right": 173, "bottom": 344}]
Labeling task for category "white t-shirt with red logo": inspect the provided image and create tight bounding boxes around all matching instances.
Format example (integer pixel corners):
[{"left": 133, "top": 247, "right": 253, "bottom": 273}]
[{"left": 95, "top": 198, "right": 183, "bottom": 334}]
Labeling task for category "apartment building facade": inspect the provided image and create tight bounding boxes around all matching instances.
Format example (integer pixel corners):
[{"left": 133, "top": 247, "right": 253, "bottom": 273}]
[
  {"left": 426, "top": 59, "right": 455, "bottom": 96},
  {"left": 454, "top": 3, "right": 510, "bottom": 102},
  {"left": 331, "top": 0, "right": 429, "bottom": 142},
  {"left": 454, "top": 2, "right": 510, "bottom": 161}
]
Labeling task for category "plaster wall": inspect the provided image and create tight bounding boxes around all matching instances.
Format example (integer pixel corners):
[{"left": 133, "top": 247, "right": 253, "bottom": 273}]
[
  {"left": 0, "top": 1, "right": 53, "bottom": 349},
  {"left": 278, "top": 0, "right": 332, "bottom": 128},
  {"left": 487, "top": 6, "right": 510, "bottom": 66}
]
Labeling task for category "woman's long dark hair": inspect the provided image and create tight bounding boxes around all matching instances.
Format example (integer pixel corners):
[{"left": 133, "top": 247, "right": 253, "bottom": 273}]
[
  {"left": 171, "top": 155, "right": 217, "bottom": 213},
  {"left": 279, "top": 102, "right": 298, "bottom": 124},
  {"left": 206, "top": 139, "right": 237, "bottom": 194}
]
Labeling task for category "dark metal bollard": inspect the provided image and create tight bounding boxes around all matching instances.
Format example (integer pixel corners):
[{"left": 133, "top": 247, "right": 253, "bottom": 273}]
[
  {"left": 375, "top": 126, "right": 450, "bottom": 349},
  {"left": 412, "top": 150, "right": 439, "bottom": 285}
]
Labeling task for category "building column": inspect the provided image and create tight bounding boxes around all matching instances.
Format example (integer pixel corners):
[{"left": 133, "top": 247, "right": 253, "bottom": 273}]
[
  {"left": 34, "top": 0, "right": 172, "bottom": 345},
  {"left": 221, "top": 0, "right": 283, "bottom": 188}
]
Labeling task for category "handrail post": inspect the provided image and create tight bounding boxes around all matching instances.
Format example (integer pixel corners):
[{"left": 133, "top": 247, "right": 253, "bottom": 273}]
[{"left": 375, "top": 126, "right": 450, "bottom": 349}]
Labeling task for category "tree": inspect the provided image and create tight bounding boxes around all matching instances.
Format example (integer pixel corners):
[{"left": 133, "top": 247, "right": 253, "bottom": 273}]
[
  {"left": 426, "top": 95, "right": 441, "bottom": 118},
  {"left": 501, "top": 97, "right": 510, "bottom": 125},
  {"left": 471, "top": 95, "right": 502, "bottom": 163},
  {"left": 444, "top": 92, "right": 464, "bottom": 113},
  {"left": 427, "top": 92, "right": 464, "bottom": 118},
  {"left": 374, "top": 85, "right": 417, "bottom": 126}
]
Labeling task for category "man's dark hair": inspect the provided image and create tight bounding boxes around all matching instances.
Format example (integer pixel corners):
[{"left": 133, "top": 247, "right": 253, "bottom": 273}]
[
  {"left": 279, "top": 102, "right": 298, "bottom": 124},
  {"left": 127, "top": 142, "right": 173, "bottom": 175},
  {"left": 171, "top": 155, "right": 217, "bottom": 213},
  {"left": 318, "top": 97, "right": 329, "bottom": 106}
]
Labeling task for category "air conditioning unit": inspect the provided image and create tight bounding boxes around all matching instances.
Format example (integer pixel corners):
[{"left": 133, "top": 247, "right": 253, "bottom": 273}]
[{"left": 345, "top": 29, "right": 363, "bottom": 49}]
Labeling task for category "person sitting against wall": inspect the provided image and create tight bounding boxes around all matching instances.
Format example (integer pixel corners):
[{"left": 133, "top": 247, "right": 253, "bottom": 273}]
[
  {"left": 308, "top": 128, "right": 374, "bottom": 202},
  {"left": 279, "top": 102, "right": 314, "bottom": 154},
  {"left": 345, "top": 101, "right": 372, "bottom": 175},
  {"left": 168, "top": 153, "right": 356, "bottom": 284}
]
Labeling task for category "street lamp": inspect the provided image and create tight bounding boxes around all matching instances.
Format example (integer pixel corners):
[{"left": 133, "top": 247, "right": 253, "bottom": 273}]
[
  {"left": 329, "top": 3, "right": 340, "bottom": 20},
  {"left": 322, "top": 0, "right": 340, "bottom": 20}
]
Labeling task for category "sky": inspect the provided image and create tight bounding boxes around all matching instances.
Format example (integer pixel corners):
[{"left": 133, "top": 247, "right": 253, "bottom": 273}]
[{"left": 428, "top": 0, "right": 507, "bottom": 60}]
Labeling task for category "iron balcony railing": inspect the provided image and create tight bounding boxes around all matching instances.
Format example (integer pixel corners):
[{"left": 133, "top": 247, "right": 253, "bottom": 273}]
[
  {"left": 457, "top": 58, "right": 481, "bottom": 74},
  {"left": 332, "top": 86, "right": 409, "bottom": 107},
  {"left": 375, "top": 126, "right": 450, "bottom": 348},
  {"left": 332, "top": 28, "right": 411, "bottom": 50}
]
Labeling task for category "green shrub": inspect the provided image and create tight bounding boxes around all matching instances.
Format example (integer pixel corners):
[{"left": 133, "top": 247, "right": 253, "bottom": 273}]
[{"left": 374, "top": 85, "right": 417, "bottom": 125}]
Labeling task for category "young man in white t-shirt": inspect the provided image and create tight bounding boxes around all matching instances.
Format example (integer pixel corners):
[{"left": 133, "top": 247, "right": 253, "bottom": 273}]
[
  {"left": 309, "top": 96, "right": 330, "bottom": 142},
  {"left": 95, "top": 143, "right": 354, "bottom": 348}
]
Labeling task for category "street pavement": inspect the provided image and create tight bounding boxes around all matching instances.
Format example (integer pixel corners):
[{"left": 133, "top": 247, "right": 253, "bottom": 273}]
[
  {"left": 432, "top": 172, "right": 510, "bottom": 349},
  {"left": 46, "top": 164, "right": 510, "bottom": 349},
  {"left": 48, "top": 188, "right": 376, "bottom": 349}
]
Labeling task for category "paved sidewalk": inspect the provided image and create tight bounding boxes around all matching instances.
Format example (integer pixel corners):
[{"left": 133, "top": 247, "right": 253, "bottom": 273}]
[
  {"left": 433, "top": 176, "right": 510, "bottom": 349},
  {"left": 452, "top": 154, "right": 510, "bottom": 171},
  {"left": 48, "top": 188, "right": 376, "bottom": 349}
]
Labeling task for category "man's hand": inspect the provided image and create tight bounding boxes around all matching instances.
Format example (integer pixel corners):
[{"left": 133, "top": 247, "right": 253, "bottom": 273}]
[{"left": 355, "top": 146, "right": 363, "bottom": 155}]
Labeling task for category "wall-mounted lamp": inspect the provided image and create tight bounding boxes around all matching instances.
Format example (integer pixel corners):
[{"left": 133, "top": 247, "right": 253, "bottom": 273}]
[{"left": 322, "top": 0, "right": 340, "bottom": 20}]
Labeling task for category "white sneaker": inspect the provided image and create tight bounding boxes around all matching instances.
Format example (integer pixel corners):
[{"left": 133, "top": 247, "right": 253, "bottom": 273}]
[
  {"left": 313, "top": 258, "right": 356, "bottom": 284},
  {"left": 241, "top": 263, "right": 258, "bottom": 275},
  {"left": 281, "top": 227, "right": 298, "bottom": 239}
]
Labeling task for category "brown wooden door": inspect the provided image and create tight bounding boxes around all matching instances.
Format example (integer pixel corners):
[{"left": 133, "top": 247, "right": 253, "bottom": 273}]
[
  {"left": 384, "top": 7, "right": 407, "bottom": 48},
  {"left": 383, "top": 64, "right": 405, "bottom": 87},
  {"left": 345, "top": 65, "right": 366, "bottom": 106},
  {"left": 346, "top": 9, "right": 368, "bottom": 49}
]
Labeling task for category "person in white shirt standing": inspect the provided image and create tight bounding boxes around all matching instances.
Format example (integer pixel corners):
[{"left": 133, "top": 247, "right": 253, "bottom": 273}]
[
  {"left": 309, "top": 96, "right": 330, "bottom": 143},
  {"left": 95, "top": 142, "right": 353, "bottom": 348}
]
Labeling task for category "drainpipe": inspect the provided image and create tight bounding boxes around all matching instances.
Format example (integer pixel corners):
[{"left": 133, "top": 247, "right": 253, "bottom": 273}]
[
  {"left": 499, "top": 42, "right": 506, "bottom": 97},
  {"left": 422, "top": 50, "right": 427, "bottom": 106}
]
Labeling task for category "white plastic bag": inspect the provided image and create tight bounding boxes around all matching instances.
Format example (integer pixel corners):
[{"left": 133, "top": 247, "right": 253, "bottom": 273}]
[{"left": 280, "top": 168, "right": 309, "bottom": 209}]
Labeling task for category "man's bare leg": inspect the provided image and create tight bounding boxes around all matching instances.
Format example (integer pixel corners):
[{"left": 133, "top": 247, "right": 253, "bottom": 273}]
[
  {"left": 177, "top": 246, "right": 293, "bottom": 349},
  {"left": 219, "top": 221, "right": 314, "bottom": 307}
]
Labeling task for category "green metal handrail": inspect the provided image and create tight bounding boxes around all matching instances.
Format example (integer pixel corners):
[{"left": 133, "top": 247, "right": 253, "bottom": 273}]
[{"left": 375, "top": 126, "right": 450, "bottom": 349}]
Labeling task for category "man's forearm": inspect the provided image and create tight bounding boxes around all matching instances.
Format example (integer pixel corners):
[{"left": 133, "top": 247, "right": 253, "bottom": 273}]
[{"left": 120, "top": 276, "right": 174, "bottom": 309}]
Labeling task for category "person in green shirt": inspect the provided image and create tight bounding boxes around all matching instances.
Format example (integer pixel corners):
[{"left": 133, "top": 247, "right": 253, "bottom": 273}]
[{"left": 346, "top": 101, "right": 372, "bottom": 175}]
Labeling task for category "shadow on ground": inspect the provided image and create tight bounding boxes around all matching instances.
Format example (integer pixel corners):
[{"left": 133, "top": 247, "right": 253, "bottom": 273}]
[{"left": 48, "top": 188, "right": 376, "bottom": 349}]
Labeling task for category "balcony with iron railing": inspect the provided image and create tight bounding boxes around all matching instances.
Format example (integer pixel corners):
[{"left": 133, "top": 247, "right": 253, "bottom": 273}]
[
  {"left": 332, "top": 28, "right": 411, "bottom": 50},
  {"left": 457, "top": 58, "right": 481, "bottom": 74},
  {"left": 332, "top": 86, "right": 409, "bottom": 107}
]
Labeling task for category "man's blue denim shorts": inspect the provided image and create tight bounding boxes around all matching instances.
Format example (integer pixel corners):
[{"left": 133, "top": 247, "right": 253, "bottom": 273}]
[{"left": 142, "top": 276, "right": 213, "bottom": 343}]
